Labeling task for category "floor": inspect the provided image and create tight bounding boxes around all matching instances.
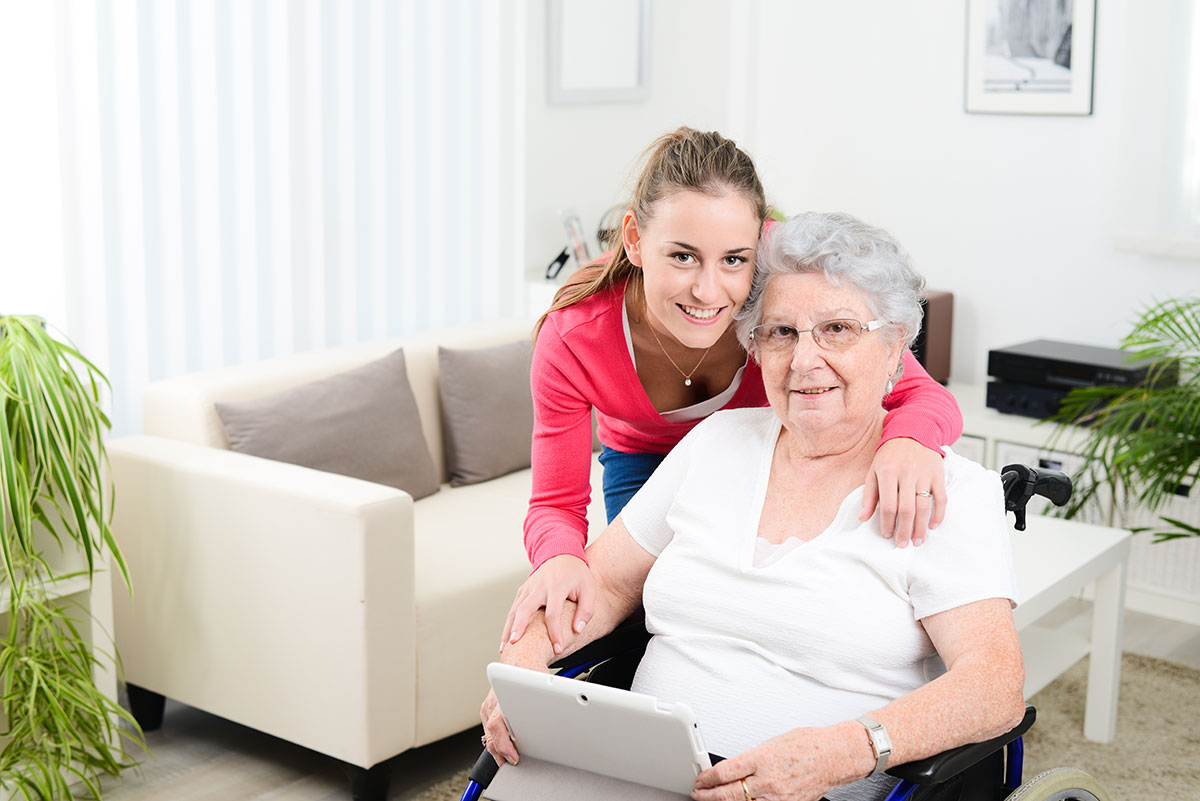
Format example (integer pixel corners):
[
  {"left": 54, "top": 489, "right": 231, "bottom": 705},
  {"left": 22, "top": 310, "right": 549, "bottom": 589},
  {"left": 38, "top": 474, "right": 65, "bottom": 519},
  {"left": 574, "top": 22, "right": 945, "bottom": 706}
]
[
  {"left": 99, "top": 599, "right": 1200, "bottom": 801},
  {"left": 100, "top": 698, "right": 485, "bottom": 801}
]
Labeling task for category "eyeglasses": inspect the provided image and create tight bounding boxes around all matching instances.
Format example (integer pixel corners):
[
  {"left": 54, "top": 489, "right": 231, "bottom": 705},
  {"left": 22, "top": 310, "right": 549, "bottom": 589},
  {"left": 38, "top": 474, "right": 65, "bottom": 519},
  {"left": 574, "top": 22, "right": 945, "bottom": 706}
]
[{"left": 749, "top": 319, "right": 886, "bottom": 353}]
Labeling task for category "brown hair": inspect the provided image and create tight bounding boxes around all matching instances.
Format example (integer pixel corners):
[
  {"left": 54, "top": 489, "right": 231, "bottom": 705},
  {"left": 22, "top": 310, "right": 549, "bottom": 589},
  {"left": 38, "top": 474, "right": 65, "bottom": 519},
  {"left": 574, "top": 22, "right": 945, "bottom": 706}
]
[{"left": 533, "top": 127, "right": 769, "bottom": 339}]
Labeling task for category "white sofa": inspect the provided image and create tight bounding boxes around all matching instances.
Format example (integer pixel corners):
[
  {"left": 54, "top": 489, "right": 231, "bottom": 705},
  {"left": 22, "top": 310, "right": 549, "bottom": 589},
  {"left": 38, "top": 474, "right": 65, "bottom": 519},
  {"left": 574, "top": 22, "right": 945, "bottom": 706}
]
[{"left": 107, "top": 317, "right": 607, "bottom": 798}]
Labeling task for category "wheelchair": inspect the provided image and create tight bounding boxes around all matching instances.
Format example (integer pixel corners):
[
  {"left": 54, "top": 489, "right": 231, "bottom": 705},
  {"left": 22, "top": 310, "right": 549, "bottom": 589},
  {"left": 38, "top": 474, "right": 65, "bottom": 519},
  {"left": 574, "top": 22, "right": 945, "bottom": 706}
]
[{"left": 462, "top": 465, "right": 1111, "bottom": 801}]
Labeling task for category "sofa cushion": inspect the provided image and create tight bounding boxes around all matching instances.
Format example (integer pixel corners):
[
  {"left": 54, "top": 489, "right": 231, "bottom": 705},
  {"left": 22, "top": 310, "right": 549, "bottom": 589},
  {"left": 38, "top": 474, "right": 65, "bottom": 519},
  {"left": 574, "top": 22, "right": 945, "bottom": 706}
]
[
  {"left": 214, "top": 348, "right": 440, "bottom": 500},
  {"left": 438, "top": 340, "right": 536, "bottom": 487}
]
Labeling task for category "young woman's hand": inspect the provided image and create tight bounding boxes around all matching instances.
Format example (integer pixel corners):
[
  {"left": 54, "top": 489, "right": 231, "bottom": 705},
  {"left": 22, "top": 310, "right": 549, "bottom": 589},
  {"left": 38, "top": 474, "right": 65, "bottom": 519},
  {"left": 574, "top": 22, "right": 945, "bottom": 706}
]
[
  {"left": 859, "top": 437, "right": 947, "bottom": 547},
  {"left": 501, "top": 555, "right": 596, "bottom": 654}
]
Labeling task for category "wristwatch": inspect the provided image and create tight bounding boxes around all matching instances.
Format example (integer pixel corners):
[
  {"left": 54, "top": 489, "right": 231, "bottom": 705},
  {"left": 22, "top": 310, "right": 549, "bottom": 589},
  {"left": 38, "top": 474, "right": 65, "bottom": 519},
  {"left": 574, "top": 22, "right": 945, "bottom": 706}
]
[{"left": 856, "top": 715, "right": 893, "bottom": 774}]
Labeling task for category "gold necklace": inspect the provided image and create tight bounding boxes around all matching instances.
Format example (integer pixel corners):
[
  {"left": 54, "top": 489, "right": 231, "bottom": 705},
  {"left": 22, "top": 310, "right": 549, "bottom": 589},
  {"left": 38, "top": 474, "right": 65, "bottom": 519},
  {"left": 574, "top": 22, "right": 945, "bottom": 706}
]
[{"left": 645, "top": 315, "right": 714, "bottom": 388}]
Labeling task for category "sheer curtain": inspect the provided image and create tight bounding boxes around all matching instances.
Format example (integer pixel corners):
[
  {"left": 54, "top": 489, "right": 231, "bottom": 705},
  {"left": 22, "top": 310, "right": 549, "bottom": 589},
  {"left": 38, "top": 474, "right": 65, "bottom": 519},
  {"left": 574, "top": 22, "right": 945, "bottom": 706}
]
[
  {"left": 55, "top": 0, "right": 523, "bottom": 436},
  {"left": 1114, "top": 0, "right": 1200, "bottom": 260}
]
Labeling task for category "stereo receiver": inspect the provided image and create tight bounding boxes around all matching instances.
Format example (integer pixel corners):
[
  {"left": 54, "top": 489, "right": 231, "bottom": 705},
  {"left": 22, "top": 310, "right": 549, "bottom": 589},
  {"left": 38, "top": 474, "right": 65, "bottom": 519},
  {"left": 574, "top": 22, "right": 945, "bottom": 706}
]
[{"left": 986, "top": 339, "right": 1175, "bottom": 419}]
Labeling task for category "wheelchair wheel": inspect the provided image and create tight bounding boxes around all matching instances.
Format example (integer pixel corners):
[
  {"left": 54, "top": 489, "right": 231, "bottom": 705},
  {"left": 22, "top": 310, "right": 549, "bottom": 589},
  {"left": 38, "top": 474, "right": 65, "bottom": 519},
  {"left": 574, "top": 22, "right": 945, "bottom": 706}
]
[{"left": 1003, "top": 767, "right": 1110, "bottom": 801}]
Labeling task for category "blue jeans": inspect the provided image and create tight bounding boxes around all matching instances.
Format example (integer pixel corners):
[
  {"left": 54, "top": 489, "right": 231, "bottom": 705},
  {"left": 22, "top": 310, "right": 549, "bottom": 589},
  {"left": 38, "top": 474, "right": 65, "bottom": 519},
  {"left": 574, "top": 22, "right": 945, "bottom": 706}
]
[{"left": 598, "top": 446, "right": 667, "bottom": 523}]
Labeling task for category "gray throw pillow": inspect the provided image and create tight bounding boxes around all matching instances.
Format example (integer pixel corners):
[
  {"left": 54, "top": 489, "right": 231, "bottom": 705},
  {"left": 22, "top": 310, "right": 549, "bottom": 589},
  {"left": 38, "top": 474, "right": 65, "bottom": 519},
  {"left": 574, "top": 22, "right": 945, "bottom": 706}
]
[
  {"left": 439, "top": 340, "right": 535, "bottom": 486},
  {"left": 215, "top": 348, "right": 440, "bottom": 500}
]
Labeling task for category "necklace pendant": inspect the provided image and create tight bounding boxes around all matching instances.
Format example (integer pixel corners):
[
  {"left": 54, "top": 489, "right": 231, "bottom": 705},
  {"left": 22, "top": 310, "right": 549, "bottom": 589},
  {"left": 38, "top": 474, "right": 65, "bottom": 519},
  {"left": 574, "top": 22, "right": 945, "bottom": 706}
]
[{"left": 684, "top": 379, "right": 692, "bottom": 387}]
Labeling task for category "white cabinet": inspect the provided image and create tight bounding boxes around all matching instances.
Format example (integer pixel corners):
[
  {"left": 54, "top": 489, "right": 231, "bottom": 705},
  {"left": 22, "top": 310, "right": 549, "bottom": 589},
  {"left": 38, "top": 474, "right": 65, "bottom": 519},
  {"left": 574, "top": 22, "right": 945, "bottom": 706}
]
[
  {"left": 993, "top": 440, "right": 1086, "bottom": 476},
  {"left": 950, "top": 382, "right": 1200, "bottom": 622},
  {"left": 951, "top": 433, "right": 986, "bottom": 465},
  {"left": 949, "top": 384, "right": 1091, "bottom": 474}
]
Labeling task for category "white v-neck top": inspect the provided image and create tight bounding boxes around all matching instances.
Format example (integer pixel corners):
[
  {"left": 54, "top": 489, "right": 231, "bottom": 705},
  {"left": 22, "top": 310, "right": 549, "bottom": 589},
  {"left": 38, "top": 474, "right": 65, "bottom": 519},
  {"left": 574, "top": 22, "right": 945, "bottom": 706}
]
[
  {"left": 620, "top": 408, "right": 1017, "bottom": 800},
  {"left": 621, "top": 302, "right": 746, "bottom": 423}
]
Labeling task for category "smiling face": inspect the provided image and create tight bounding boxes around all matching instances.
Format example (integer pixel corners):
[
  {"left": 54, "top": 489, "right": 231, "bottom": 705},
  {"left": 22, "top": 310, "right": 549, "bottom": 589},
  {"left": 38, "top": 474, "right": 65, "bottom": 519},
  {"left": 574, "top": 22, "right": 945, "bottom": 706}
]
[
  {"left": 759, "top": 272, "right": 905, "bottom": 448},
  {"left": 623, "top": 190, "right": 762, "bottom": 349}
]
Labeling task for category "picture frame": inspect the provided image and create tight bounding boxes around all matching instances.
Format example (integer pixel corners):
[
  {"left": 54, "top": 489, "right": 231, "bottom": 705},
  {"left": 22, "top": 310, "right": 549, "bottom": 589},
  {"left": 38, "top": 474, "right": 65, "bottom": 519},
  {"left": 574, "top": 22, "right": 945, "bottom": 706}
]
[
  {"left": 561, "top": 209, "right": 591, "bottom": 270},
  {"left": 546, "top": 0, "right": 650, "bottom": 104},
  {"left": 964, "top": 0, "right": 1096, "bottom": 115}
]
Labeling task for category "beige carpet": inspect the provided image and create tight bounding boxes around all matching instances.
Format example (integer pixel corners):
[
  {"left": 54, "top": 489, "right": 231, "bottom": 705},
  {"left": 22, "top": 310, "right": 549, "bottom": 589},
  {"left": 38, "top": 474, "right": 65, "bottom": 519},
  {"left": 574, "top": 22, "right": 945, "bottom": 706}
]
[
  {"left": 414, "top": 653, "right": 1200, "bottom": 801},
  {"left": 1021, "top": 652, "right": 1200, "bottom": 799}
]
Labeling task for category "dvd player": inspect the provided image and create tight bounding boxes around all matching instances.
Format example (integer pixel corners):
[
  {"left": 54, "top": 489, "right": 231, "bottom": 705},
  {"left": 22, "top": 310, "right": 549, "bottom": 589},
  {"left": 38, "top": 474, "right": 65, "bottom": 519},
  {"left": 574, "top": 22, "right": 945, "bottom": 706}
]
[
  {"left": 988, "top": 339, "right": 1165, "bottom": 389},
  {"left": 986, "top": 339, "right": 1176, "bottom": 419}
]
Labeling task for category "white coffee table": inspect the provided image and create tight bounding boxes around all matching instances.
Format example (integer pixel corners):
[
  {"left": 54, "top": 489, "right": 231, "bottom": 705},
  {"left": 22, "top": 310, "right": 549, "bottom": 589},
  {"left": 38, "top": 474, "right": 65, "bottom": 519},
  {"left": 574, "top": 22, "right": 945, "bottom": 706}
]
[{"left": 1010, "top": 514, "right": 1131, "bottom": 742}]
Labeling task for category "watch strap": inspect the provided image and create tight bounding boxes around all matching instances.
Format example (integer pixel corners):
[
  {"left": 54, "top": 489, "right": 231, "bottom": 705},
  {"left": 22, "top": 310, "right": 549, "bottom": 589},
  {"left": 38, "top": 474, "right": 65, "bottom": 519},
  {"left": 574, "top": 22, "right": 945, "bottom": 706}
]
[{"left": 856, "top": 714, "right": 893, "bottom": 774}]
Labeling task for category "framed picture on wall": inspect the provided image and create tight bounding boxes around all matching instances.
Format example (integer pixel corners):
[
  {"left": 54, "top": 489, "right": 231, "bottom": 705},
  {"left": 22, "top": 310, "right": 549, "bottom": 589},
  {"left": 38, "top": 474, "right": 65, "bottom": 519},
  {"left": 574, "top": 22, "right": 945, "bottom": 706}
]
[
  {"left": 546, "top": 0, "right": 650, "bottom": 104},
  {"left": 964, "top": 0, "right": 1096, "bottom": 115}
]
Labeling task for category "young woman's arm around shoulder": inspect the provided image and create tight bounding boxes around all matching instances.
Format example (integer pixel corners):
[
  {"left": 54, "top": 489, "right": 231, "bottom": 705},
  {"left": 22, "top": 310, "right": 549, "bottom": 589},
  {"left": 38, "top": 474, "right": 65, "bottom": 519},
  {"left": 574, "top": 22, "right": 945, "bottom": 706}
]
[{"left": 859, "top": 351, "right": 963, "bottom": 547}]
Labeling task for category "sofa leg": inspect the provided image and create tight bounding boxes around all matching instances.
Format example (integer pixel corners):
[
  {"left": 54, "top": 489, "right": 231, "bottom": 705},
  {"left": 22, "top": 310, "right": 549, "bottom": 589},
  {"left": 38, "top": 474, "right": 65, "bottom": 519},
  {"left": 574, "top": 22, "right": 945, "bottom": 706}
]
[
  {"left": 126, "top": 684, "right": 166, "bottom": 732},
  {"left": 347, "top": 762, "right": 390, "bottom": 801}
]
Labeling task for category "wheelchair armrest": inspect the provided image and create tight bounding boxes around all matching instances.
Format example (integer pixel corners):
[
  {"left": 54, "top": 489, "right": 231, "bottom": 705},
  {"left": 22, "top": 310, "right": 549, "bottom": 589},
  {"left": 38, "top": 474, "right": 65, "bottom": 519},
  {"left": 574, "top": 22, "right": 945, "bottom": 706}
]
[
  {"left": 547, "top": 613, "right": 650, "bottom": 675},
  {"left": 885, "top": 705, "right": 1036, "bottom": 785}
]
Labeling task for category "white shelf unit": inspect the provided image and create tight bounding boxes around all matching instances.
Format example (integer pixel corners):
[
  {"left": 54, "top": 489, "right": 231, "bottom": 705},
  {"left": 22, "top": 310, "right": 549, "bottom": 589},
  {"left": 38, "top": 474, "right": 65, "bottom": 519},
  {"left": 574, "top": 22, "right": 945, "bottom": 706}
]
[
  {"left": 949, "top": 382, "right": 1200, "bottom": 624},
  {"left": 0, "top": 546, "right": 120, "bottom": 795},
  {"left": 0, "top": 561, "right": 118, "bottom": 700}
]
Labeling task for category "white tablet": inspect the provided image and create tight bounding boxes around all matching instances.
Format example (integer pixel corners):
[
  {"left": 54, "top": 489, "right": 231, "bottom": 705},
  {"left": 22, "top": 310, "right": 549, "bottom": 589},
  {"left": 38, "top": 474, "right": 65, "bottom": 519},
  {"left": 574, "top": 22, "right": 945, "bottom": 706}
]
[{"left": 486, "top": 662, "right": 712, "bottom": 795}]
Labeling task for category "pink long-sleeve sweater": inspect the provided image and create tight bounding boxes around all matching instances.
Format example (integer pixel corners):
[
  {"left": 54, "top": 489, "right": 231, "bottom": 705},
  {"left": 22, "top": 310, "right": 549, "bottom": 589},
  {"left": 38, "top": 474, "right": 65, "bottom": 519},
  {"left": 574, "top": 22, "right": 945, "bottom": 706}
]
[{"left": 524, "top": 281, "right": 963, "bottom": 570}]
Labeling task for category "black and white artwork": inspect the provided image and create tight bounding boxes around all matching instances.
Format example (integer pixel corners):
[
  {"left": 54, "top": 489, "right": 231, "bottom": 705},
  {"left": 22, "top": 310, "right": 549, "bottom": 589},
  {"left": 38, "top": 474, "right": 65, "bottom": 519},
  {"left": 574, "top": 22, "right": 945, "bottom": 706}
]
[{"left": 965, "top": 0, "right": 1095, "bottom": 115}]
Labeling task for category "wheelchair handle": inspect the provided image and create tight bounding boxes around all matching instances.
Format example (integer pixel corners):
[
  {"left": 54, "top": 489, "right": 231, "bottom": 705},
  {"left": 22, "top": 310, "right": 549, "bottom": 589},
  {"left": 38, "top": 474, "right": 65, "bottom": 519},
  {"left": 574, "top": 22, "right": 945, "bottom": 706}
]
[{"left": 1000, "top": 464, "right": 1073, "bottom": 532}]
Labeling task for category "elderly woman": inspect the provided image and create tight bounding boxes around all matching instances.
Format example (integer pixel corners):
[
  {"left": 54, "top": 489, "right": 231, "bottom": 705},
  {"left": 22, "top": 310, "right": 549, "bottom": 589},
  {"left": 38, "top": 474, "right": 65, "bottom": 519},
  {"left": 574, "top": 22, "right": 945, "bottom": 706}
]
[{"left": 481, "top": 212, "right": 1024, "bottom": 801}]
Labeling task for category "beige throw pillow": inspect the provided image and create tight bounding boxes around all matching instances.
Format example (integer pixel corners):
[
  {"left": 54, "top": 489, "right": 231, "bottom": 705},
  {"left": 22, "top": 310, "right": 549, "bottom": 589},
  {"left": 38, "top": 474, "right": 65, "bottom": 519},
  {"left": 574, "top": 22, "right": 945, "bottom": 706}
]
[
  {"left": 438, "top": 340, "right": 535, "bottom": 486},
  {"left": 215, "top": 348, "right": 440, "bottom": 500}
]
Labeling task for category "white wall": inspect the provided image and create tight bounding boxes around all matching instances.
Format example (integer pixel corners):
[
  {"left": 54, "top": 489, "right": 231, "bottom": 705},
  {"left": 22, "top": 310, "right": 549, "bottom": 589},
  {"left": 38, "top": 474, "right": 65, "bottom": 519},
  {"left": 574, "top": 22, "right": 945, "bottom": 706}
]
[
  {"left": 0, "top": 2, "right": 67, "bottom": 328},
  {"left": 20, "top": 0, "right": 1198, "bottom": 399},
  {"left": 751, "top": 0, "right": 1200, "bottom": 385},
  {"left": 522, "top": 0, "right": 745, "bottom": 283}
]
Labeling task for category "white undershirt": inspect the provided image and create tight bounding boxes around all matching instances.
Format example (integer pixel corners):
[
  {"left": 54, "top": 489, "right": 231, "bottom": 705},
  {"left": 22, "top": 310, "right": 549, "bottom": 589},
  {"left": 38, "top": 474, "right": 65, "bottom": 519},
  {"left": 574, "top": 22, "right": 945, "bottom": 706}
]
[
  {"left": 621, "top": 302, "right": 746, "bottom": 422},
  {"left": 620, "top": 408, "right": 1018, "bottom": 800}
]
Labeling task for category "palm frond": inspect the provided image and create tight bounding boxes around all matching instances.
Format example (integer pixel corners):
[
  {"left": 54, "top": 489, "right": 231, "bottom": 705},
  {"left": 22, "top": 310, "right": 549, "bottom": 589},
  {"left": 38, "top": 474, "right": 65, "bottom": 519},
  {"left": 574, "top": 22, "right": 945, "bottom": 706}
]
[{"left": 1047, "top": 297, "right": 1200, "bottom": 541}]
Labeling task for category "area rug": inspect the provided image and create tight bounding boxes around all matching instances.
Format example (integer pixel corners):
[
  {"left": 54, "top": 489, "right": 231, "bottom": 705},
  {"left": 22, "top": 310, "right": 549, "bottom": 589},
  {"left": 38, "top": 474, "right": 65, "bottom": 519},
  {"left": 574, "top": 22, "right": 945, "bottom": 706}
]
[
  {"left": 413, "top": 652, "right": 1200, "bottom": 800},
  {"left": 1020, "top": 652, "right": 1199, "bottom": 799}
]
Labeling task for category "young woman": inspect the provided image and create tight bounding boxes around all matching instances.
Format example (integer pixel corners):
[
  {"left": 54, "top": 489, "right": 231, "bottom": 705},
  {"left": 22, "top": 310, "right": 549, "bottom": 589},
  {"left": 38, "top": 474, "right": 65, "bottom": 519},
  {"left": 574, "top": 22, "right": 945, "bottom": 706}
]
[{"left": 504, "top": 128, "right": 962, "bottom": 654}]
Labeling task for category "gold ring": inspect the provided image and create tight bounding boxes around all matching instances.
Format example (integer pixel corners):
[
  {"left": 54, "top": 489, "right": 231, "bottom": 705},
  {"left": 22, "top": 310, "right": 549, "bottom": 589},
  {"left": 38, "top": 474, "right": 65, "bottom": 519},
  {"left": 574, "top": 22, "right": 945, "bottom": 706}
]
[
  {"left": 481, "top": 734, "right": 490, "bottom": 746},
  {"left": 741, "top": 778, "right": 754, "bottom": 801},
  {"left": 915, "top": 489, "right": 933, "bottom": 497}
]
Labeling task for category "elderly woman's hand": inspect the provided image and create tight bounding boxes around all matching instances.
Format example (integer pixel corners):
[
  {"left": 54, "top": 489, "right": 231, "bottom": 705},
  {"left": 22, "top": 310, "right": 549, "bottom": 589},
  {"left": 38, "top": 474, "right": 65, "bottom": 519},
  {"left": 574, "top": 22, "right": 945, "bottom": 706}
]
[
  {"left": 859, "top": 437, "right": 947, "bottom": 547},
  {"left": 692, "top": 725, "right": 863, "bottom": 801},
  {"left": 479, "top": 689, "right": 520, "bottom": 767}
]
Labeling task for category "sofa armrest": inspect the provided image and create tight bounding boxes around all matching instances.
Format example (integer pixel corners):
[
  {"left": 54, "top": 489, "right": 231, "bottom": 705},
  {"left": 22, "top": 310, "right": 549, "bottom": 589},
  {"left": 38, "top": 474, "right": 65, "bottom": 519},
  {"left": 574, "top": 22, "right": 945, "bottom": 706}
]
[{"left": 107, "top": 435, "right": 416, "bottom": 767}]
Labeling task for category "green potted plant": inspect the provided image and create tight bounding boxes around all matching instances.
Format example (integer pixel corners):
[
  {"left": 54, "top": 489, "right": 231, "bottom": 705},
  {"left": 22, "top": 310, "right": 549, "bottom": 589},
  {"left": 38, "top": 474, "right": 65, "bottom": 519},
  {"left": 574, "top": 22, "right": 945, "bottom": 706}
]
[
  {"left": 1049, "top": 297, "right": 1200, "bottom": 541},
  {"left": 0, "top": 315, "right": 142, "bottom": 799}
]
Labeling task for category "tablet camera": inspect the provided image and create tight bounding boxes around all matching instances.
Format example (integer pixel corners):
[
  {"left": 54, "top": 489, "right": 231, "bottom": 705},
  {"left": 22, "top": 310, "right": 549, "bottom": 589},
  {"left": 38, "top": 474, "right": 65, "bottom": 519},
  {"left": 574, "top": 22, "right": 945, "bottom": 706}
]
[{"left": 577, "top": 693, "right": 589, "bottom": 706}]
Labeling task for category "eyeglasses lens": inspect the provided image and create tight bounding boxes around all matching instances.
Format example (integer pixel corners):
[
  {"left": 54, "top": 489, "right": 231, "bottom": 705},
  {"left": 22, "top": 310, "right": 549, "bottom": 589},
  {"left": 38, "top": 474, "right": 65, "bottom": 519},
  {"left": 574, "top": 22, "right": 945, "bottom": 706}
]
[
  {"left": 755, "top": 320, "right": 864, "bottom": 352},
  {"left": 814, "top": 320, "right": 863, "bottom": 348}
]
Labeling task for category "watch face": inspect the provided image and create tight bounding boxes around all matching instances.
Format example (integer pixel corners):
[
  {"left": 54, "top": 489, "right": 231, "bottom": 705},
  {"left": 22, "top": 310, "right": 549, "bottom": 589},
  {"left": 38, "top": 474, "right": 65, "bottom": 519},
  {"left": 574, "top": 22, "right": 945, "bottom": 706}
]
[{"left": 857, "top": 715, "right": 891, "bottom": 772}]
